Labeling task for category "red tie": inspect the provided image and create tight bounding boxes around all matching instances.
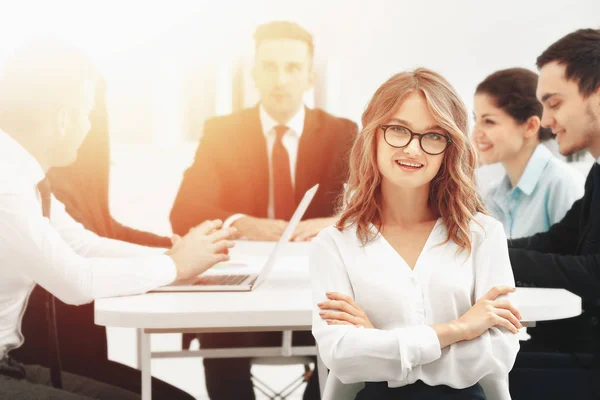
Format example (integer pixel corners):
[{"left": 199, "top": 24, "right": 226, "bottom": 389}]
[
  {"left": 272, "top": 125, "right": 296, "bottom": 220},
  {"left": 37, "top": 178, "right": 63, "bottom": 389}
]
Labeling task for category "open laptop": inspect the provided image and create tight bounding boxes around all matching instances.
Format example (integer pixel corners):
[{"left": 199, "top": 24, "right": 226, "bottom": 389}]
[{"left": 153, "top": 184, "right": 319, "bottom": 292}]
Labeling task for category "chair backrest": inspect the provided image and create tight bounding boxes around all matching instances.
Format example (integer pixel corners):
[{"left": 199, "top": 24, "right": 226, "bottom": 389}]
[{"left": 322, "top": 374, "right": 364, "bottom": 400}]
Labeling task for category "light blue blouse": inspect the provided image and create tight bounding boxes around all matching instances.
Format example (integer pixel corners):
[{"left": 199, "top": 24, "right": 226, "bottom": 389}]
[{"left": 484, "top": 144, "right": 585, "bottom": 239}]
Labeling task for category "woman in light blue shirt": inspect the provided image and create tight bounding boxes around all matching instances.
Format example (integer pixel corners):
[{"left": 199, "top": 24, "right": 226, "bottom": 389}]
[{"left": 473, "top": 68, "right": 584, "bottom": 238}]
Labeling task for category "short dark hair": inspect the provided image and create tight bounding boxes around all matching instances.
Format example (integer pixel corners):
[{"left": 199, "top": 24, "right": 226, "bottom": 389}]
[
  {"left": 253, "top": 21, "right": 314, "bottom": 58},
  {"left": 0, "top": 37, "right": 97, "bottom": 131},
  {"left": 536, "top": 28, "right": 600, "bottom": 97},
  {"left": 476, "top": 68, "right": 554, "bottom": 141}
]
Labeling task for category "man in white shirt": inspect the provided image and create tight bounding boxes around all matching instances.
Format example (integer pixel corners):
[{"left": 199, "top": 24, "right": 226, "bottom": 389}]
[
  {"left": 0, "top": 39, "right": 236, "bottom": 399},
  {"left": 170, "top": 21, "right": 357, "bottom": 399}
]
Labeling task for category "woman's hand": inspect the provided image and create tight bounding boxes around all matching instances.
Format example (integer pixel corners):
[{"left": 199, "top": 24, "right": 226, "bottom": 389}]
[
  {"left": 317, "top": 292, "right": 374, "bottom": 329},
  {"left": 457, "top": 285, "right": 522, "bottom": 340}
]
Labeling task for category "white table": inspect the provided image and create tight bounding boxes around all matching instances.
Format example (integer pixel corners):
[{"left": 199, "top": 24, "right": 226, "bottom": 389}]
[
  {"left": 96, "top": 242, "right": 316, "bottom": 400},
  {"left": 512, "top": 287, "right": 582, "bottom": 326},
  {"left": 95, "top": 243, "right": 582, "bottom": 399}
]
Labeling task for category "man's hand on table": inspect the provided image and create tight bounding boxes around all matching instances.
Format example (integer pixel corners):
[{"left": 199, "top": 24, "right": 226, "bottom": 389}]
[{"left": 167, "top": 220, "right": 238, "bottom": 280}]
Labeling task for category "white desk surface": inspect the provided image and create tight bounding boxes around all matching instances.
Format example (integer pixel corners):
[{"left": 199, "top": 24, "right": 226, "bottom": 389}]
[{"left": 95, "top": 242, "right": 582, "bottom": 330}]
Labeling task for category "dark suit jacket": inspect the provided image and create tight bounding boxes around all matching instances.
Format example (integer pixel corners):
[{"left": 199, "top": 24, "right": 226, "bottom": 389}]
[
  {"left": 170, "top": 106, "right": 358, "bottom": 236},
  {"left": 509, "top": 163, "right": 600, "bottom": 354},
  {"left": 12, "top": 77, "right": 170, "bottom": 378}
]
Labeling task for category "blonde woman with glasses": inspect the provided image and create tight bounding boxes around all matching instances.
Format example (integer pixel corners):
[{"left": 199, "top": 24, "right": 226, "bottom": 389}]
[{"left": 310, "top": 69, "right": 520, "bottom": 400}]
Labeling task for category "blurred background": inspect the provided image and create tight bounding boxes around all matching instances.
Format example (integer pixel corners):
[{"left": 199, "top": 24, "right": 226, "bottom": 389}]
[
  {"left": 2, "top": 0, "right": 598, "bottom": 236},
  {"left": 3, "top": 0, "right": 600, "bottom": 142},
  {"left": 1, "top": 1, "right": 598, "bottom": 396}
]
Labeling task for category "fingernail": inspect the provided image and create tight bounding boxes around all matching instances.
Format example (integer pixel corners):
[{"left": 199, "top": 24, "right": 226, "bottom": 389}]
[
  {"left": 317, "top": 302, "right": 323, "bottom": 307},
  {"left": 319, "top": 312, "right": 325, "bottom": 316}
]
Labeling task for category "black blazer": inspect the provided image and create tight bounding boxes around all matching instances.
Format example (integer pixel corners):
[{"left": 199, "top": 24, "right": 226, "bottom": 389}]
[
  {"left": 509, "top": 163, "right": 600, "bottom": 354},
  {"left": 170, "top": 106, "right": 358, "bottom": 236}
]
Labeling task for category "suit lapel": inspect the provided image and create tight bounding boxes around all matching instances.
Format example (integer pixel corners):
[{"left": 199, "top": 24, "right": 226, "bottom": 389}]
[
  {"left": 244, "top": 106, "right": 270, "bottom": 215},
  {"left": 295, "top": 108, "right": 328, "bottom": 202}
]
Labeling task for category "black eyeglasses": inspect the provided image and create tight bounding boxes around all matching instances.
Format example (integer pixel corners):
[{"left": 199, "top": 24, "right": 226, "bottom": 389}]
[{"left": 380, "top": 125, "right": 452, "bottom": 155}]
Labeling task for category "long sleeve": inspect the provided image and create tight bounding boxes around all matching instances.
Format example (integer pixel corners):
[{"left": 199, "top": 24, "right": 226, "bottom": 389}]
[
  {"left": 509, "top": 197, "right": 582, "bottom": 253},
  {"left": 109, "top": 217, "right": 171, "bottom": 248},
  {"left": 309, "top": 233, "right": 442, "bottom": 384},
  {"left": 509, "top": 167, "right": 591, "bottom": 254},
  {"left": 510, "top": 248, "right": 600, "bottom": 303},
  {"left": 508, "top": 166, "right": 600, "bottom": 302},
  {"left": 472, "top": 221, "right": 520, "bottom": 399},
  {"left": 0, "top": 193, "right": 176, "bottom": 306},
  {"left": 170, "top": 119, "right": 237, "bottom": 235}
]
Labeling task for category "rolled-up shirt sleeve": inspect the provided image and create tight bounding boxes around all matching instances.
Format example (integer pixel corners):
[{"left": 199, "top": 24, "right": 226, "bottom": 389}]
[{"left": 309, "top": 233, "right": 442, "bottom": 384}]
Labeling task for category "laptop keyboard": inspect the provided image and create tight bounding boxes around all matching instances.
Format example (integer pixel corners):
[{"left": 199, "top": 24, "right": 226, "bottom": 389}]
[{"left": 194, "top": 274, "right": 251, "bottom": 286}]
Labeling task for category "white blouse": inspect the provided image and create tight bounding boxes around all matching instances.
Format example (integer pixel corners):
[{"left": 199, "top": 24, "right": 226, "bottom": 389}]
[{"left": 310, "top": 213, "right": 519, "bottom": 400}]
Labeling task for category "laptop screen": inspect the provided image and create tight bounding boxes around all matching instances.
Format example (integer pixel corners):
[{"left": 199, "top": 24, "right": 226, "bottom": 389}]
[{"left": 253, "top": 184, "right": 319, "bottom": 288}]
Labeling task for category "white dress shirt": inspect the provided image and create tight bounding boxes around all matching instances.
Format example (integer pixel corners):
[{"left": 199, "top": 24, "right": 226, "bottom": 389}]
[
  {"left": 0, "top": 130, "right": 176, "bottom": 360},
  {"left": 224, "top": 105, "right": 306, "bottom": 226},
  {"left": 310, "top": 213, "right": 519, "bottom": 400}
]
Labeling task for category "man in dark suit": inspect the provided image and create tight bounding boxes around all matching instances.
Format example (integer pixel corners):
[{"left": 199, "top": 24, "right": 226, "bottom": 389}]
[
  {"left": 11, "top": 75, "right": 193, "bottom": 400},
  {"left": 170, "top": 21, "right": 357, "bottom": 400},
  {"left": 507, "top": 28, "right": 600, "bottom": 400}
]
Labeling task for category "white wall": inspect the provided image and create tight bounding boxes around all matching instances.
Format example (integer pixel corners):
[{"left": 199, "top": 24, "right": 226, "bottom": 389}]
[
  {"left": 120, "top": 0, "right": 600, "bottom": 142},
  {"left": 2, "top": 0, "right": 599, "bottom": 142}
]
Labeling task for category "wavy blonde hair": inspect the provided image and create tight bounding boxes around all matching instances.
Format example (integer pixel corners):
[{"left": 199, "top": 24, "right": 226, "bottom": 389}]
[{"left": 336, "top": 68, "right": 485, "bottom": 253}]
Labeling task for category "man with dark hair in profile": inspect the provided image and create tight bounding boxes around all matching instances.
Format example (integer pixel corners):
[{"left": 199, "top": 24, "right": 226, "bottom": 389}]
[
  {"left": 507, "top": 28, "right": 600, "bottom": 400},
  {"left": 171, "top": 21, "right": 357, "bottom": 399},
  {"left": 11, "top": 74, "right": 193, "bottom": 399}
]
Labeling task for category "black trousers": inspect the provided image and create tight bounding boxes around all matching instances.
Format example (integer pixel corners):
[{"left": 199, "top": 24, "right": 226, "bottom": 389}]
[
  {"left": 355, "top": 381, "right": 486, "bottom": 400},
  {"left": 13, "top": 288, "right": 193, "bottom": 400},
  {"left": 197, "top": 331, "right": 320, "bottom": 400},
  {"left": 509, "top": 352, "right": 599, "bottom": 400},
  {"left": 0, "top": 356, "right": 141, "bottom": 400},
  {"left": 81, "top": 358, "right": 193, "bottom": 400}
]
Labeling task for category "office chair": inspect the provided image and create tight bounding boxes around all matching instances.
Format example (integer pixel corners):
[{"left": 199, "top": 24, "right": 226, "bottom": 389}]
[{"left": 250, "top": 356, "right": 314, "bottom": 399}]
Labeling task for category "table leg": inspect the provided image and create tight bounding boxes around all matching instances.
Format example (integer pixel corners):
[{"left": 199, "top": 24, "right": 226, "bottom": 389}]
[
  {"left": 140, "top": 329, "right": 152, "bottom": 400},
  {"left": 282, "top": 330, "right": 292, "bottom": 356},
  {"left": 316, "top": 346, "right": 327, "bottom": 397},
  {"left": 136, "top": 328, "right": 143, "bottom": 369}
]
